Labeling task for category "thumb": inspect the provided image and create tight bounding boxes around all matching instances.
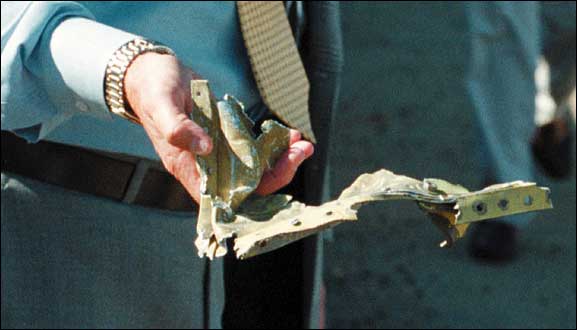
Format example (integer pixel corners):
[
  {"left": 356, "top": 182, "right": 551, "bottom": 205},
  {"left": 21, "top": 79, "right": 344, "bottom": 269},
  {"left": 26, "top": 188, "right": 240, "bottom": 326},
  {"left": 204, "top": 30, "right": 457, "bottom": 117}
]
[{"left": 155, "top": 104, "right": 213, "bottom": 155}]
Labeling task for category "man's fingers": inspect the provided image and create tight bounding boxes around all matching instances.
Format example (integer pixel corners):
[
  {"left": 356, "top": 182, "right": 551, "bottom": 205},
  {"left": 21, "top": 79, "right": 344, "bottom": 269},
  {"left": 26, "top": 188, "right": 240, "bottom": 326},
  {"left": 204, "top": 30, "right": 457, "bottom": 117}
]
[
  {"left": 289, "top": 129, "right": 302, "bottom": 145},
  {"left": 290, "top": 140, "right": 314, "bottom": 159},
  {"left": 161, "top": 148, "right": 203, "bottom": 203},
  {"left": 177, "top": 154, "right": 203, "bottom": 203},
  {"left": 256, "top": 140, "right": 314, "bottom": 195},
  {"left": 154, "top": 104, "right": 213, "bottom": 155}
]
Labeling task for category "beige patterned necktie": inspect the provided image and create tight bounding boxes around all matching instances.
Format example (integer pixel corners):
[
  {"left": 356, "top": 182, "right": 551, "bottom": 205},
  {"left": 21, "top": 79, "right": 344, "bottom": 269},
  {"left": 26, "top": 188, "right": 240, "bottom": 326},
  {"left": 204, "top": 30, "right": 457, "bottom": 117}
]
[{"left": 237, "top": 1, "right": 316, "bottom": 143}]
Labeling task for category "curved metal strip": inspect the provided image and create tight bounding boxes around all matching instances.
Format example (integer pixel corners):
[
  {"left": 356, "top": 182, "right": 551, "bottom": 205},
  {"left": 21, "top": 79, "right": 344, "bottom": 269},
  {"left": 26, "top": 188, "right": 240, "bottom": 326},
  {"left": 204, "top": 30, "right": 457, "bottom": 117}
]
[{"left": 190, "top": 80, "right": 553, "bottom": 260}]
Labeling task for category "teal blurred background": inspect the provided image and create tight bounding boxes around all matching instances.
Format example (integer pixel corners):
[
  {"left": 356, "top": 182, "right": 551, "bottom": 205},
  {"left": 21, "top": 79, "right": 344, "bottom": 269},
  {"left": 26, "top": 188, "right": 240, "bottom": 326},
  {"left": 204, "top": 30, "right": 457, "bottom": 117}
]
[{"left": 324, "top": 2, "right": 576, "bottom": 328}]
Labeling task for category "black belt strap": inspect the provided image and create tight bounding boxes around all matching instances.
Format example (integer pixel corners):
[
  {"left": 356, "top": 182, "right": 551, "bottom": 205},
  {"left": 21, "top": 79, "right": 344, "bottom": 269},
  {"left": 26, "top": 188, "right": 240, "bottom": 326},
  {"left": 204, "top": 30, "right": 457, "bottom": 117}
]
[{"left": 1, "top": 131, "right": 197, "bottom": 212}]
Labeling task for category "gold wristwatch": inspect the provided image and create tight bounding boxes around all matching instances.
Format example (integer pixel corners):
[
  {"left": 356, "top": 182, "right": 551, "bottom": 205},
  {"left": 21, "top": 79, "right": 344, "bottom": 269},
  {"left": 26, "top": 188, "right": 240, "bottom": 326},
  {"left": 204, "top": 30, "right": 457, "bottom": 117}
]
[{"left": 104, "top": 38, "right": 175, "bottom": 124}]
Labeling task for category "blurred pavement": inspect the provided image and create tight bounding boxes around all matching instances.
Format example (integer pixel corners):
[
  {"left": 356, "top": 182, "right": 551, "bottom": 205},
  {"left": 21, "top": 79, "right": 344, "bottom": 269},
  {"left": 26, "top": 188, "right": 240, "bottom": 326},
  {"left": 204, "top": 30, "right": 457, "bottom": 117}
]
[{"left": 324, "top": 3, "right": 576, "bottom": 328}]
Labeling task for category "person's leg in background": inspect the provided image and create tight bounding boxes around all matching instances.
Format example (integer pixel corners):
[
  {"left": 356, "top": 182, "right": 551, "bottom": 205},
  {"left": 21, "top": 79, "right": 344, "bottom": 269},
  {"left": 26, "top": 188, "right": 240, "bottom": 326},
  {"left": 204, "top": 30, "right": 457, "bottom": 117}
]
[
  {"left": 465, "top": 2, "right": 541, "bottom": 262},
  {"left": 531, "top": 1, "right": 576, "bottom": 180}
]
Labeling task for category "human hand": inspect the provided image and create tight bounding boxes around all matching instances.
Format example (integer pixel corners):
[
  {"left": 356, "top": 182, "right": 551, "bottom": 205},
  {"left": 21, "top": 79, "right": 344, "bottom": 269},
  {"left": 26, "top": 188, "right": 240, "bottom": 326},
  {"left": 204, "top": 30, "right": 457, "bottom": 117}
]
[
  {"left": 124, "top": 53, "right": 314, "bottom": 203},
  {"left": 256, "top": 128, "right": 314, "bottom": 196}
]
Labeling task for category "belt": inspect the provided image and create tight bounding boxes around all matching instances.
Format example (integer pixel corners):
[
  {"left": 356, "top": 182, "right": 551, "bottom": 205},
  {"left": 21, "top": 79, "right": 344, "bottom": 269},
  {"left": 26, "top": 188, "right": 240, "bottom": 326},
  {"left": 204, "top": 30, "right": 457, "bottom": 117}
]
[{"left": 1, "top": 131, "right": 197, "bottom": 212}]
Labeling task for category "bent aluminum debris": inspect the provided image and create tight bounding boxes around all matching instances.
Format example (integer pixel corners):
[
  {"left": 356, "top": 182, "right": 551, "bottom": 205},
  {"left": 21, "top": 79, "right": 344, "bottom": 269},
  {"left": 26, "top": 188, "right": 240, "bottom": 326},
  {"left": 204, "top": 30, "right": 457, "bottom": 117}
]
[{"left": 190, "top": 80, "right": 553, "bottom": 260}]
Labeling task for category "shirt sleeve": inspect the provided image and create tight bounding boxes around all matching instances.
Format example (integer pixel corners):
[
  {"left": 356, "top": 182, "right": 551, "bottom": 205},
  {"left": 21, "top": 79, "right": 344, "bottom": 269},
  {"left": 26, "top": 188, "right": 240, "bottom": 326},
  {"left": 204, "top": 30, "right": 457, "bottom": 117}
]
[{"left": 1, "top": 1, "right": 138, "bottom": 142}]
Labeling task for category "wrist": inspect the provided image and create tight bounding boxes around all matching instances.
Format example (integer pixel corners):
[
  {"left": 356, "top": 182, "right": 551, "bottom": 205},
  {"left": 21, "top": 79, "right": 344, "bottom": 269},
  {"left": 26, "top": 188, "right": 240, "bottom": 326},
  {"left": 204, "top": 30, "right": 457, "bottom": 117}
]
[
  {"left": 124, "top": 52, "right": 180, "bottom": 113},
  {"left": 104, "top": 38, "right": 175, "bottom": 124}
]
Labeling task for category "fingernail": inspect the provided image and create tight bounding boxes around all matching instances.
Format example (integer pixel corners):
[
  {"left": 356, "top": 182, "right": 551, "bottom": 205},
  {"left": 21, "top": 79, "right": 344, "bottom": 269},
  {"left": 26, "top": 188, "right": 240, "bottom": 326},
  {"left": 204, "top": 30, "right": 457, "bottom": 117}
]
[
  {"left": 191, "top": 138, "right": 210, "bottom": 154},
  {"left": 288, "top": 147, "right": 305, "bottom": 163}
]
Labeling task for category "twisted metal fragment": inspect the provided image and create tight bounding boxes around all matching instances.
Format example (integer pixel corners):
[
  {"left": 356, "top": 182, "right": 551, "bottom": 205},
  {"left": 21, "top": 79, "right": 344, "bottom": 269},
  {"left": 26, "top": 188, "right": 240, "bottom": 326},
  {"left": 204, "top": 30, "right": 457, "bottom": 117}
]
[{"left": 190, "top": 80, "right": 553, "bottom": 259}]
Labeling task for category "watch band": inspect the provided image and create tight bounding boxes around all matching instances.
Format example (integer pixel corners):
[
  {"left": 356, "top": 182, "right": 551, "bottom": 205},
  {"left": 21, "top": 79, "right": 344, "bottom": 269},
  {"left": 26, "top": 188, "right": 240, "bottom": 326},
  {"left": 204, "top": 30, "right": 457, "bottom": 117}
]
[{"left": 104, "top": 38, "right": 175, "bottom": 124}]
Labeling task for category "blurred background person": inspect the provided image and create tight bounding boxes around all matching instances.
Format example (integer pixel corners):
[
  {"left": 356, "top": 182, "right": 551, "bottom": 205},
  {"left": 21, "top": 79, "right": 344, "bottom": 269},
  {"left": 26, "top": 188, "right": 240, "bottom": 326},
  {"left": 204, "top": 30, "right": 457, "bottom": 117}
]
[
  {"left": 462, "top": 2, "right": 542, "bottom": 262},
  {"left": 468, "top": 1, "right": 575, "bottom": 263},
  {"left": 531, "top": 1, "right": 575, "bottom": 181},
  {"left": 325, "top": 1, "right": 575, "bottom": 328}
]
